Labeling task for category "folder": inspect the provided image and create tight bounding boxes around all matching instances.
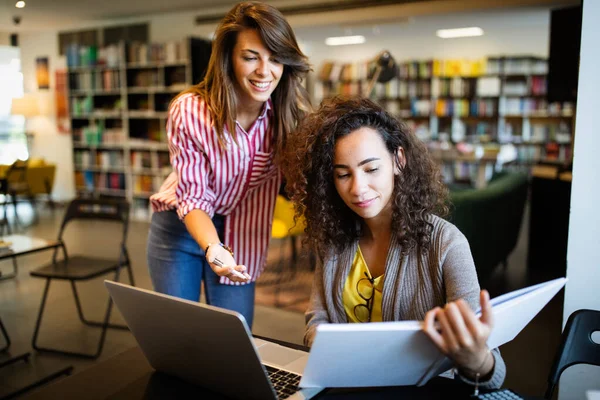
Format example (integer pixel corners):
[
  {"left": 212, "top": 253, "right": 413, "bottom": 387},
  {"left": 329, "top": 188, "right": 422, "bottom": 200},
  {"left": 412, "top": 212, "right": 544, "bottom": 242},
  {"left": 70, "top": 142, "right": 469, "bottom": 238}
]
[{"left": 299, "top": 277, "right": 567, "bottom": 389}]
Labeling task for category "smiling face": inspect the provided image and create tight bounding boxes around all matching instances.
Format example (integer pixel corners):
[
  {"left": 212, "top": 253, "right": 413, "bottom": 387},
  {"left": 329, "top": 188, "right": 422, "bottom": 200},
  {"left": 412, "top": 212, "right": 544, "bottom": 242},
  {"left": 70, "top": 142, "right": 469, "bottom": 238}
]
[
  {"left": 333, "top": 127, "right": 405, "bottom": 223},
  {"left": 231, "top": 28, "right": 283, "bottom": 110}
]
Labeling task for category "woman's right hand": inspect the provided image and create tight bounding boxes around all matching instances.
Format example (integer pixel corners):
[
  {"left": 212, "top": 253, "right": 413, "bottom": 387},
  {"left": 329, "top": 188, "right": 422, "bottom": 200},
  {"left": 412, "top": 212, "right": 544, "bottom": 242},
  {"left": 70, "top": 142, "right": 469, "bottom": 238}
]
[{"left": 205, "top": 244, "right": 251, "bottom": 283}]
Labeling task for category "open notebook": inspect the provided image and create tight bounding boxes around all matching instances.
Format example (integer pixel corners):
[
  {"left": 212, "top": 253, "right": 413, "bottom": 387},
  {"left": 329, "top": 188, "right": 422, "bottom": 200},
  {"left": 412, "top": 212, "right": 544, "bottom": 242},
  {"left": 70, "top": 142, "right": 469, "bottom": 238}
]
[{"left": 299, "top": 277, "right": 567, "bottom": 389}]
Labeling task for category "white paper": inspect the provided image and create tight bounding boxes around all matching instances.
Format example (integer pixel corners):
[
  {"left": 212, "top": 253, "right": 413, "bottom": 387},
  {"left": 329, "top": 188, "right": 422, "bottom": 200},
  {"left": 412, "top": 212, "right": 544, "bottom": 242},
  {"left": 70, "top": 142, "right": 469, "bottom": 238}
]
[{"left": 299, "top": 278, "right": 567, "bottom": 389}]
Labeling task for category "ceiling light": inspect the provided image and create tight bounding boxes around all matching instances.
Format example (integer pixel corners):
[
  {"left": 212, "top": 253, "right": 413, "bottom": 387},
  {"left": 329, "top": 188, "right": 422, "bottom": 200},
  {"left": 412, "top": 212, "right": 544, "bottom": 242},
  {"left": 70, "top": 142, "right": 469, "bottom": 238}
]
[
  {"left": 325, "top": 35, "right": 366, "bottom": 46},
  {"left": 436, "top": 27, "right": 484, "bottom": 39},
  {"left": 15, "top": 1, "right": 25, "bottom": 8}
]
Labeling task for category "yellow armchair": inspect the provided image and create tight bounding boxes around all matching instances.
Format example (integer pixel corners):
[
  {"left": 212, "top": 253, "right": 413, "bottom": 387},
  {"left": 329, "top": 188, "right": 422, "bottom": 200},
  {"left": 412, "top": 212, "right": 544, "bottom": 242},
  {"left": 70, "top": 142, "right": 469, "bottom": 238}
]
[
  {"left": 0, "top": 158, "right": 56, "bottom": 196},
  {"left": 271, "top": 195, "right": 305, "bottom": 239}
]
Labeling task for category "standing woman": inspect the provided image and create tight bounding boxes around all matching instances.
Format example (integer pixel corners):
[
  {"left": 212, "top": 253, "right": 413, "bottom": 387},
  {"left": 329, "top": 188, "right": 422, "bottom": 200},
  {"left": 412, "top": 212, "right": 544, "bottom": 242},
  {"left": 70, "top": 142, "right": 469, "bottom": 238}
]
[{"left": 147, "top": 1, "right": 311, "bottom": 328}]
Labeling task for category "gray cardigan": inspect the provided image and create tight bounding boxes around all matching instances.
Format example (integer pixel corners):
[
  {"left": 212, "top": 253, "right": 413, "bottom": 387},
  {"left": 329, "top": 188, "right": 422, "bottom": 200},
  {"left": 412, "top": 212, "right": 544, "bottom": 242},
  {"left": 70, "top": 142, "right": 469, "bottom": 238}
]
[{"left": 304, "top": 215, "right": 506, "bottom": 389}]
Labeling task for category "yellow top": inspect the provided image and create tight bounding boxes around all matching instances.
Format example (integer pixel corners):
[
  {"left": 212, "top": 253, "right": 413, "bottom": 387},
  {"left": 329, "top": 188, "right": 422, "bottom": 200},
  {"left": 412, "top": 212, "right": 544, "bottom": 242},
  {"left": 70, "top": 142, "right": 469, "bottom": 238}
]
[{"left": 343, "top": 246, "right": 384, "bottom": 323}]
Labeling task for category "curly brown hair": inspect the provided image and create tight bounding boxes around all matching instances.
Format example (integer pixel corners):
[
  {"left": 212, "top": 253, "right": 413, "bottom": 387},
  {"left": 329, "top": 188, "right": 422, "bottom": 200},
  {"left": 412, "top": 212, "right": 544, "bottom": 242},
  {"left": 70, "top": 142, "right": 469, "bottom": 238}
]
[{"left": 282, "top": 96, "right": 449, "bottom": 259}]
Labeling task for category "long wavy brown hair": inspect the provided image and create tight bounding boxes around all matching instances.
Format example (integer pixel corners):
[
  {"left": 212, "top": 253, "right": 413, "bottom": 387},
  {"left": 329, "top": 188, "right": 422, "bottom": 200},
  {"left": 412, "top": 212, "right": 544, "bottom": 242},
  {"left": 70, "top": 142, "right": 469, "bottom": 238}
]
[
  {"left": 282, "top": 96, "right": 449, "bottom": 259},
  {"left": 173, "top": 1, "right": 312, "bottom": 154}
]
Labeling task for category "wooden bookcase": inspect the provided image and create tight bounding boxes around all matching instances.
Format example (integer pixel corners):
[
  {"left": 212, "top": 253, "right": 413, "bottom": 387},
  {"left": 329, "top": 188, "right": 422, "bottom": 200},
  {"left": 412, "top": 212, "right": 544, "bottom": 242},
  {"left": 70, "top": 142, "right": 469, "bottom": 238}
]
[
  {"left": 315, "top": 55, "right": 575, "bottom": 186},
  {"left": 68, "top": 37, "right": 211, "bottom": 220}
]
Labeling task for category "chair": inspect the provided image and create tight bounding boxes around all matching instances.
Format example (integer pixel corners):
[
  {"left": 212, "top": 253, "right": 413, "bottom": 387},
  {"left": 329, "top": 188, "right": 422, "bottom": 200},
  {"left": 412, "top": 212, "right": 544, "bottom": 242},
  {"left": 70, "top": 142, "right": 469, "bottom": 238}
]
[
  {"left": 30, "top": 198, "right": 135, "bottom": 359},
  {"left": 0, "top": 177, "right": 10, "bottom": 235},
  {"left": 1, "top": 160, "right": 37, "bottom": 230},
  {"left": 545, "top": 309, "right": 600, "bottom": 399},
  {"left": 260, "top": 195, "right": 311, "bottom": 307},
  {"left": 448, "top": 171, "right": 529, "bottom": 286}
]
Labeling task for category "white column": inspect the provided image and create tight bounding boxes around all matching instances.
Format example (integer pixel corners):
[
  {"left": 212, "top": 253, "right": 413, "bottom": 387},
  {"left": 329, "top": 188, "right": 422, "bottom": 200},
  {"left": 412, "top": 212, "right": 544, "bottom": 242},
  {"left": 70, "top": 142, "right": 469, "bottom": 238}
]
[{"left": 560, "top": 1, "right": 600, "bottom": 399}]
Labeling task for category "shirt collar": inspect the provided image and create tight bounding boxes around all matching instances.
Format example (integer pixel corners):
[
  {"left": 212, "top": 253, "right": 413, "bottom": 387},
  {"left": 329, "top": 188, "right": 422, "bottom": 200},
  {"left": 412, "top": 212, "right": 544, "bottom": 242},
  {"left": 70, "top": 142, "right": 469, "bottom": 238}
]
[{"left": 258, "top": 98, "right": 273, "bottom": 120}]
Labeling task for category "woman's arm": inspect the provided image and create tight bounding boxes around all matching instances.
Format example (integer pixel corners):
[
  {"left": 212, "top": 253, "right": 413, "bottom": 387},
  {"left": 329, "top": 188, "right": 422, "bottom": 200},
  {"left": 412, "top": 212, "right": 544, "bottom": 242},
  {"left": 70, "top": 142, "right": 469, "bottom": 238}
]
[
  {"left": 423, "top": 226, "right": 506, "bottom": 389},
  {"left": 169, "top": 96, "right": 249, "bottom": 282},
  {"left": 184, "top": 209, "right": 250, "bottom": 282}
]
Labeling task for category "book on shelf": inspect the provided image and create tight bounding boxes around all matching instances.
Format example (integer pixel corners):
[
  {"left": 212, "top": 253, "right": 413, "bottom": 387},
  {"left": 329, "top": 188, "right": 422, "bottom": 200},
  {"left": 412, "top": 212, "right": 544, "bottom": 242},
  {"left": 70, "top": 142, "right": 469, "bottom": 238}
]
[
  {"left": 476, "top": 77, "right": 501, "bottom": 97},
  {"left": 131, "top": 151, "right": 153, "bottom": 170},
  {"left": 127, "top": 39, "right": 189, "bottom": 64}
]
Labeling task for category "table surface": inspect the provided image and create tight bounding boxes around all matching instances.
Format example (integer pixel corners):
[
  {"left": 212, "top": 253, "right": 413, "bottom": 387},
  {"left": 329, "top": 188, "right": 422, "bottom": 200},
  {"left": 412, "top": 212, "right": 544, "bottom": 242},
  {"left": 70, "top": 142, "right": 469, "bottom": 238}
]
[
  {"left": 20, "top": 343, "right": 528, "bottom": 400},
  {"left": 0, "top": 234, "right": 60, "bottom": 260}
]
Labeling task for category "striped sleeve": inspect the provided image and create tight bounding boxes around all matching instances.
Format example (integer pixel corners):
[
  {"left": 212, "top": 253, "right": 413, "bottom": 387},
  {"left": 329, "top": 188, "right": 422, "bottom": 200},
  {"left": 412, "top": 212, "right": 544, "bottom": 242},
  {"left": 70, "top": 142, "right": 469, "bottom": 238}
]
[{"left": 168, "top": 95, "right": 217, "bottom": 219}]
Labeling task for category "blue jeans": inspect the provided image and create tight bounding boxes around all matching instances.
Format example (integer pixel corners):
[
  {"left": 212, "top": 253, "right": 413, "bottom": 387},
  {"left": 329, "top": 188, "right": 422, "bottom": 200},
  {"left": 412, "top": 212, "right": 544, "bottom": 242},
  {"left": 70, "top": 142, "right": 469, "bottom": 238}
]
[{"left": 147, "top": 210, "right": 256, "bottom": 328}]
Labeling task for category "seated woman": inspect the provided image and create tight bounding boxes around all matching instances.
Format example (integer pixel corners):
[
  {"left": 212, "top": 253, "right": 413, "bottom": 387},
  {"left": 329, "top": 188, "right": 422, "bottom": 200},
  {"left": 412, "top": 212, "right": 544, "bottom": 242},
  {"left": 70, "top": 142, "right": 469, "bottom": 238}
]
[{"left": 282, "top": 96, "right": 505, "bottom": 389}]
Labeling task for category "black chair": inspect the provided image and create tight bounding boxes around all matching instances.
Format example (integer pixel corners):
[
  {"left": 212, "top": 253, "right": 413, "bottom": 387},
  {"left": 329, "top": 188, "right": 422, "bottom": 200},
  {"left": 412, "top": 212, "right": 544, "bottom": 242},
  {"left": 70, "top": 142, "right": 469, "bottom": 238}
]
[
  {"left": 545, "top": 309, "right": 600, "bottom": 399},
  {"left": 30, "top": 198, "right": 135, "bottom": 359},
  {"left": 0, "top": 176, "right": 11, "bottom": 235},
  {"left": 0, "top": 316, "right": 10, "bottom": 353}
]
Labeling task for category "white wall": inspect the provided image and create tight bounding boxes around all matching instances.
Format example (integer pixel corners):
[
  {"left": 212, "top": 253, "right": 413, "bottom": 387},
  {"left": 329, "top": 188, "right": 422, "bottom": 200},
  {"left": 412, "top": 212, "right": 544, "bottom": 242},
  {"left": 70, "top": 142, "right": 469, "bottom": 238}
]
[
  {"left": 559, "top": 1, "right": 600, "bottom": 399},
  {"left": 295, "top": 9, "right": 550, "bottom": 67},
  {"left": 0, "top": 33, "right": 9, "bottom": 46},
  {"left": 18, "top": 32, "right": 74, "bottom": 202}
]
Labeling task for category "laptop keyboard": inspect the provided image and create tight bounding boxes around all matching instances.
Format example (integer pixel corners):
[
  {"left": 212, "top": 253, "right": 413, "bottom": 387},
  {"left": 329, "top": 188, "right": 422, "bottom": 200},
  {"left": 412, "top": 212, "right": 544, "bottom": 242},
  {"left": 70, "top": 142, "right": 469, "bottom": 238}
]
[{"left": 264, "top": 365, "right": 302, "bottom": 399}]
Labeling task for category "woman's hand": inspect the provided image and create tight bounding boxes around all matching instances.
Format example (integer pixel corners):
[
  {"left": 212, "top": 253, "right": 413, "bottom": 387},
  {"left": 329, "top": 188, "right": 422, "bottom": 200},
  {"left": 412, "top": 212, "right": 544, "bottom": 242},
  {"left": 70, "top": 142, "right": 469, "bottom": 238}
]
[
  {"left": 423, "top": 290, "right": 495, "bottom": 379},
  {"left": 205, "top": 244, "right": 251, "bottom": 283}
]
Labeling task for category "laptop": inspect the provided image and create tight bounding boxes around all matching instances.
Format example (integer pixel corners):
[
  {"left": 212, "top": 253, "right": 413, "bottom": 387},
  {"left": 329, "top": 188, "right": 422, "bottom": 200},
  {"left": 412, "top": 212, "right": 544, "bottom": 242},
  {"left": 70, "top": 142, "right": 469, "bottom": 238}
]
[{"left": 104, "top": 280, "right": 324, "bottom": 400}]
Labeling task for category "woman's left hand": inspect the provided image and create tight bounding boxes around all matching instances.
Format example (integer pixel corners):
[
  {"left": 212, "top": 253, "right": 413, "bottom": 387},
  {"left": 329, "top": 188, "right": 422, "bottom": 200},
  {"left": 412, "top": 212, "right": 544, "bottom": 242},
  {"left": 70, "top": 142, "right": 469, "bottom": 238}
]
[{"left": 423, "top": 290, "right": 495, "bottom": 378}]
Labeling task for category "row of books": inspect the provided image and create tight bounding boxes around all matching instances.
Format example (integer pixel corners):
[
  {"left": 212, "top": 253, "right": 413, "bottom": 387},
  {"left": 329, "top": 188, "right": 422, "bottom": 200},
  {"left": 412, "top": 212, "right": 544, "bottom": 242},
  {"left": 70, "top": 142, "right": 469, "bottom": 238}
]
[
  {"left": 126, "top": 39, "right": 189, "bottom": 64},
  {"left": 514, "top": 143, "right": 571, "bottom": 163},
  {"left": 380, "top": 98, "right": 573, "bottom": 118},
  {"left": 67, "top": 43, "right": 123, "bottom": 68},
  {"left": 529, "top": 122, "right": 572, "bottom": 144},
  {"left": 491, "top": 57, "right": 548, "bottom": 75},
  {"left": 128, "top": 70, "right": 160, "bottom": 88},
  {"left": 76, "top": 171, "right": 126, "bottom": 191},
  {"left": 133, "top": 175, "right": 163, "bottom": 194},
  {"left": 319, "top": 56, "right": 549, "bottom": 84},
  {"left": 529, "top": 76, "right": 547, "bottom": 96},
  {"left": 502, "top": 81, "right": 530, "bottom": 96},
  {"left": 165, "top": 67, "right": 188, "bottom": 87},
  {"left": 71, "top": 98, "right": 122, "bottom": 117},
  {"left": 435, "top": 99, "right": 479, "bottom": 117},
  {"left": 131, "top": 151, "right": 153, "bottom": 169},
  {"left": 383, "top": 99, "right": 431, "bottom": 117},
  {"left": 71, "top": 97, "right": 94, "bottom": 115},
  {"left": 74, "top": 150, "right": 125, "bottom": 168},
  {"left": 399, "top": 80, "right": 430, "bottom": 99},
  {"left": 476, "top": 77, "right": 502, "bottom": 97},
  {"left": 69, "top": 70, "right": 122, "bottom": 91},
  {"left": 318, "top": 61, "right": 371, "bottom": 82},
  {"left": 133, "top": 151, "right": 171, "bottom": 171},
  {"left": 74, "top": 126, "right": 126, "bottom": 145},
  {"left": 336, "top": 75, "right": 539, "bottom": 101},
  {"left": 467, "top": 99, "right": 499, "bottom": 117},
  {"left": 501, "top": 98, "right": 553, "bottom": 116},
  {"left": 341, "top": 77, "right": 542, "bottom": 100},
  {"left": 432, "top": 77, "right": 475, "bottom": 98}
]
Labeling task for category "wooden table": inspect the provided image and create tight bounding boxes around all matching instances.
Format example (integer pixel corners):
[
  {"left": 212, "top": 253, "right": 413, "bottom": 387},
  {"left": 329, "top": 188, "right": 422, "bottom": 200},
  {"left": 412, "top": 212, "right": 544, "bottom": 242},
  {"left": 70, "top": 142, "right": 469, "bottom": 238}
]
[{"left": 20, "top": 344, "right": 539, "bottom": 400}]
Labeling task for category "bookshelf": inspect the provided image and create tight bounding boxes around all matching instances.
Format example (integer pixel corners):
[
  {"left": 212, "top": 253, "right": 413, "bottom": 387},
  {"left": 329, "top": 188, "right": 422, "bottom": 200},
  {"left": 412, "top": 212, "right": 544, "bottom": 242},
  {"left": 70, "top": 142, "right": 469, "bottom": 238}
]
[
  {"left": 68, "top": 37, "right": 211, "bottom": 220},
  {"left": 316, "top": 55, "right": 575, "bottom": 186}
]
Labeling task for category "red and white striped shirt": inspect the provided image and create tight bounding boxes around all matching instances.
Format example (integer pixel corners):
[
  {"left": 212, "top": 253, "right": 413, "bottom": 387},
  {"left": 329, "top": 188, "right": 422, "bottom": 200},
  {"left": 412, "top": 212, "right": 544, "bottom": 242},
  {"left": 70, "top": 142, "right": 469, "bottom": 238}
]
[{"left": 150, "top": 93, "right": 280, "bottom": 285}]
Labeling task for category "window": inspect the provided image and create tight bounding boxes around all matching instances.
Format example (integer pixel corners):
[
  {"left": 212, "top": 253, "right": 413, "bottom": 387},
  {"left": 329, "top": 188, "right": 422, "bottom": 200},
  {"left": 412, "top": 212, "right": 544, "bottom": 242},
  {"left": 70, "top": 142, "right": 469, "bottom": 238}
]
[{"left": 0, "top": 45, "right": 27, "bottom": 164}]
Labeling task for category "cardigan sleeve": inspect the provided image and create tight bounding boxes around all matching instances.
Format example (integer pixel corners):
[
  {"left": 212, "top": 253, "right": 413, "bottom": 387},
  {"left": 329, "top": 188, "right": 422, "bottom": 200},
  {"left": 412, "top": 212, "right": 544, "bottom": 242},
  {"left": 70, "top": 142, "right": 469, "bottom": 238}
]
[
  {"left": 304, "top": 254, "right": 331, "bottom": 347},
  {"left": 439, "top": 222, "right": 506, "bottom": 389}
]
